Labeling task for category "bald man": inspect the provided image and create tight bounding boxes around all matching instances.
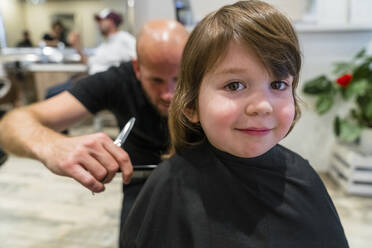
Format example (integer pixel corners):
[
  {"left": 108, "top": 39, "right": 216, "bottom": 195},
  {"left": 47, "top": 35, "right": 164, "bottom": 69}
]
[{"left": 0, "top": 19, "right": 188, "bottom": 244}]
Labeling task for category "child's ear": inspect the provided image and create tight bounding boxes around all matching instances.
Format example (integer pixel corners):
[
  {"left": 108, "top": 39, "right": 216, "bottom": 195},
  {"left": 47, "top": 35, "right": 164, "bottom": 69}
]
[{"left": 184, "top": 108, "right": 199, "bottom": 123}]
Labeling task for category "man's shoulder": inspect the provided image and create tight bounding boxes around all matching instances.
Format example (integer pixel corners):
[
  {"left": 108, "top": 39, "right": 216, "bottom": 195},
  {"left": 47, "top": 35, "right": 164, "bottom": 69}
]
[
  {"left": 116, "top": 31, "right": 136, "bottom": 42},
  {"left": 95, "top": 61, "right": 135, "bottom": 81},
  {"left": 69, "top": 62, "right": 136, "bottom": 99},
  {"left": 82, "top": 62, "right": 125, "bottom": 82},
  {"left": 117, "top": 61, "right": 135, "bottom": 73}
]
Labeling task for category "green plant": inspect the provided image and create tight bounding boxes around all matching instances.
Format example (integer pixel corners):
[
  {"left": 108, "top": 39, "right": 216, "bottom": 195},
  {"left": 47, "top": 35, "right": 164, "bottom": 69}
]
[{"left": 303, "top": 49, "right": 372, "bottom": 142}]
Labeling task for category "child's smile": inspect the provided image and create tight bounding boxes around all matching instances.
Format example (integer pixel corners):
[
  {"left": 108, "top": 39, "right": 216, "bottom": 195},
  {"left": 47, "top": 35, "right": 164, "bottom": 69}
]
[
  {"left": 235, "top": 127, "right": 273, "bottom": 136},
  {"left": 190, "top": 41, "right": 295, "bottom": 158}
]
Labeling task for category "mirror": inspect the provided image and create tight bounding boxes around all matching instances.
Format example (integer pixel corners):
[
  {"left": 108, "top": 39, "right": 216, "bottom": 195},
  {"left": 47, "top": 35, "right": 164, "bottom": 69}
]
[{"left": 0, "top": 0, "right": 129, "bottom": 49}]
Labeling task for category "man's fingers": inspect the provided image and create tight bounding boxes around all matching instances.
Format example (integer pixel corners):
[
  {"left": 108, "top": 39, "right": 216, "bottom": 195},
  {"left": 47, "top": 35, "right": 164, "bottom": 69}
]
[
  {"left": 79, "top": 153, "right": 108, "bottom": 182},
  {"left": 79, "top": 135, "right": 118, "bottom": 183},
  {"left": 66, "top": 163, "right": 105, "bottom": 193},
  {"left": 91, "top": 146, "right": 120, "bottom": 184},
  {"left": 60, "top": 133, "right": 132, "bottom": 189},
  {"left": 103, "top": 142, "right": 133, "bottom": 184}
]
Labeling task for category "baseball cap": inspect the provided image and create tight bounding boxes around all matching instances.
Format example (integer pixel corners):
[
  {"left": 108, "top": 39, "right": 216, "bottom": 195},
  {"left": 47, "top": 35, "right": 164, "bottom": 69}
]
[{"left": 94, "top": 8, "right": 122, "bottom": 27}]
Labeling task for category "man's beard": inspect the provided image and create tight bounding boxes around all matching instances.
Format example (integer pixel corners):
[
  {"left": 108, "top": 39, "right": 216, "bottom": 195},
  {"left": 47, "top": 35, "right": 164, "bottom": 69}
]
[{"left": 100, "top": 29, "right": 109, "bottom": 37}]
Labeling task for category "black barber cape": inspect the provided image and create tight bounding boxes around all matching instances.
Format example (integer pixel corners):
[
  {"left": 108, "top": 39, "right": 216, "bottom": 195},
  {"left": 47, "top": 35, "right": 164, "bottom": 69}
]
[{"left": 121, "top": 141, "right": 349, "bottom": 248}]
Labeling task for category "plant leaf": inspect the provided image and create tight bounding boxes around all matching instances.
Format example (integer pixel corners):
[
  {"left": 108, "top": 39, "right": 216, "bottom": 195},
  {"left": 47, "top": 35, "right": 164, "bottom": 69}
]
[
  {"left": 354, "top": 48, "right": 366, "bottom": 60},
  {"left": 336, "top": 119, "right": 362, "bottom": 142},
  {"left": 366, "top": 102, "right": 372, "bottom": 119},
  {"left": 334, "top": 116, "right": 341, "bottom": 136},
  {"left": 344, "top": 79, "right": 369, "bottom": 99},
  {"left": 333, "top": 62, "right": 352, "bottom": 75},
  {"left": 315, "top": 94, "right": 334, "bottom": 114},
  {"left": 356, "top": 88, "right": 372, "bottom": 126},
  {"left": 353, "top": 61, "right": 372, "bottom": 82},
  {"left": 303, "top": 75, "right": 333, "bottom": 94}
]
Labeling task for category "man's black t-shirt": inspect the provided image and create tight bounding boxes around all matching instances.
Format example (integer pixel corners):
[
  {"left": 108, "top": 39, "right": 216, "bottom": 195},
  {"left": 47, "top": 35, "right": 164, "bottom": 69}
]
[{"left": 68, "top": 61, "right": 169, "bottom": 166}]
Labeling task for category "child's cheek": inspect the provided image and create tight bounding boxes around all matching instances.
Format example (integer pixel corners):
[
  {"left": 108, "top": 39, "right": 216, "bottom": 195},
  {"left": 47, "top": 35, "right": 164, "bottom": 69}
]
[
  {"left": 214, "top": 98, "right": 238, "bottom": 118},
  {"left": 202, "top": 95, "right": 237, "bottom": 118},
  {"left": 280, "top": 104, "right": 296, "bottom": 132}
]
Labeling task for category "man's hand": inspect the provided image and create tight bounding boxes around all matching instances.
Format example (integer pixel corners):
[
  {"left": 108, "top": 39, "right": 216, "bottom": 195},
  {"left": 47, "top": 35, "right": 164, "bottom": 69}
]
[
  {"left": 67, "top": 31, "right": 82, "bottom": 50},
  {"left": 0, "top": 93, "right": 132, "bottom": 193},
  {"left": 41, "top": 132, "right": 133, "bottom": 193}
]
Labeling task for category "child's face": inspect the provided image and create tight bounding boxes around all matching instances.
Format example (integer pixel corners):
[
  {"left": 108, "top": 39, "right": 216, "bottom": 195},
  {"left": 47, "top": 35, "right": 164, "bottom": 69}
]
[{"left": 190, "top": 42, "right": 295, "bottom": 158}]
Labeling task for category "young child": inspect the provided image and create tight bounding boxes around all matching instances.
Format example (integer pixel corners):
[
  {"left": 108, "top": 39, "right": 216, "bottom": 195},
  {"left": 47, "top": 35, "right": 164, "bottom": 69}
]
[{"left": 121, "top": 1, "right": 349, "bottom": 247}]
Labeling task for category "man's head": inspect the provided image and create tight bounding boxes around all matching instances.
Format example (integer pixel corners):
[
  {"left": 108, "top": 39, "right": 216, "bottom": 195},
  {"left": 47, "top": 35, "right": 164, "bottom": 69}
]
[
  {"left": 95, "top": 8, "right": 122, "bottom": 37},
  {"left": 23, "top": 30, "right": 30, "bottom": 39},
  {"left": 132, "top": 19, "right": 188, "bottom": 117},
  {"left": 52, "top": 20, "right": 64, "bottom": 37}
]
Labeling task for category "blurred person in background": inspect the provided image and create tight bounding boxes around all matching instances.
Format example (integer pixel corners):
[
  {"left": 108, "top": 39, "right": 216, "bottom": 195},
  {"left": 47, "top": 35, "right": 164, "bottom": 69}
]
[
  {"left": 45, "top": 9, "right": 137, "bottom": 99},
  {"left": 42, "top": 20, "right": 70, "bottom": 47},
  {"left": 68, "top": 8, "right": 136, "bottom": 75},
  {"left": 16, "top": 30, "right": 33, "bottom": 48}
]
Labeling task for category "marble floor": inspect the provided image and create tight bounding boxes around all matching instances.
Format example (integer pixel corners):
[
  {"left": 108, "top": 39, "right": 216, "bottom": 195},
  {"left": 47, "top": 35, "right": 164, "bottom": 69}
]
[
  {"left": 0, "top": 126, "right": 371, "bottom": 247},
  {"left": 0, "top": 155, "right": 122, "bottom": 248}
]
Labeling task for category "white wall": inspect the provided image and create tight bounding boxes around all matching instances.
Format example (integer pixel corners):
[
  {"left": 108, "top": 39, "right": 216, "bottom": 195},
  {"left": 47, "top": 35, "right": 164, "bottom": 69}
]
[
  {"left": 190, "top": 0, "right": 307, "bottom": 23},
  {"left": 133, "top": 0, "right": 176, "bottom": 34},
  {"left": 267, "top": 0, "right": 307, "bottom": 22},
  {"left": 189, "top": 0, "right": 234, "bottom": 23},
  {"left": 131, "top": 0, "right": 305, "bottom": 34},
  {"left": 0, "top": 0, "right": 26, "bottom": 47}
]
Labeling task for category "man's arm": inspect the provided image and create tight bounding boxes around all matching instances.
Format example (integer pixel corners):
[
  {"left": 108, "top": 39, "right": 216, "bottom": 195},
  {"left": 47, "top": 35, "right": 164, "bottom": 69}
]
[
  {"left": 68, "top": 32, "right": 88, "bottom": 64},
  {"left": 0, "top": 92, "right": 133, "bottom": 192}
]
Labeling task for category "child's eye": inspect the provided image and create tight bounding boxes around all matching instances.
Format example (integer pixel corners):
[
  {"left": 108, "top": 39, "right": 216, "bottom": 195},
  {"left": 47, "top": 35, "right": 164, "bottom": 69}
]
[
  {"left": 271, "top": 80, "right": 288, "bottom": 90},
  {"left": 225, "top": 81, "right": 245, "bottom": 91}
]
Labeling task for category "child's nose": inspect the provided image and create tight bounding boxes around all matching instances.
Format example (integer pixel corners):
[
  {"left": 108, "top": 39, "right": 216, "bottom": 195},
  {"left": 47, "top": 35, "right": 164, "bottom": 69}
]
[{"left": 245, "top": 95, "right": 273, "bottom": 116}]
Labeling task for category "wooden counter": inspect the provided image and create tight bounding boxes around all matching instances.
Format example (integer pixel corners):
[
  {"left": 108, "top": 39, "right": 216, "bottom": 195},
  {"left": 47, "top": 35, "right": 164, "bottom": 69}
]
[{"left": 26, "top": 63, "right": 88, "bottom": 101}]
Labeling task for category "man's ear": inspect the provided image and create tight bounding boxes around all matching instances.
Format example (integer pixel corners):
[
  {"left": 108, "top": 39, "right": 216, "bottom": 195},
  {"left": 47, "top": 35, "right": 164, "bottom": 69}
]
[
  {"left": 132, "top": 58, "right": 141, "bottom": 80},
  {"left": 184, "top": 108, "right": 199, "bottom": 123}
]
